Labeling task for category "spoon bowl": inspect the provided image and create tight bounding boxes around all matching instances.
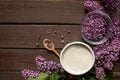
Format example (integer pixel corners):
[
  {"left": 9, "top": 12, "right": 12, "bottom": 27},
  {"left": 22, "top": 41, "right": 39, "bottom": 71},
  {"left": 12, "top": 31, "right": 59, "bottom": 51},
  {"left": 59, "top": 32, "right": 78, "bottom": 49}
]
[
  {"left": 43, "top": 39, "right": 60, "bottom": 57},
  {"left": 43, "top": 39, "right": 54, "bottom": 50}
]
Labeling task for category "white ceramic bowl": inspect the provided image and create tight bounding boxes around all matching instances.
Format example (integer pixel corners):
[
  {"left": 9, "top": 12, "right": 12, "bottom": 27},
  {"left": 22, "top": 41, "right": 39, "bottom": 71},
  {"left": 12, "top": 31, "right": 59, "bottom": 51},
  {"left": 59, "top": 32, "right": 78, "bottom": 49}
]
[{"left": 60, "top": 42, "right": 95, "bottom": 75}]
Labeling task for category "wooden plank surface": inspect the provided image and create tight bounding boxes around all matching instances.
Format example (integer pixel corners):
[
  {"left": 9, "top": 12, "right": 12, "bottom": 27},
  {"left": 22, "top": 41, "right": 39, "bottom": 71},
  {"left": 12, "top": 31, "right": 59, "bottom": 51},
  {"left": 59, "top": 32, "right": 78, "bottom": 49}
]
[
  {"left": 0, "top": 49, "right": 60, "bottom": 71},
  {"left": 0, "top": 0, "right": 120, "bottom": 80},
  {"left": 0, "top": 25, "right": 81, "bottom": 48},
  {"left": 0, "top": 72, "right": 24, "bottom": 80},
  {"left": 0, "top": 1, "right": 84, "bottom": 24},
  {"left": 0, "top": 1, "right": 119, "bottom": 24},
  {"left": 0, "top": 49, "right": 120, "bottom": 72}
]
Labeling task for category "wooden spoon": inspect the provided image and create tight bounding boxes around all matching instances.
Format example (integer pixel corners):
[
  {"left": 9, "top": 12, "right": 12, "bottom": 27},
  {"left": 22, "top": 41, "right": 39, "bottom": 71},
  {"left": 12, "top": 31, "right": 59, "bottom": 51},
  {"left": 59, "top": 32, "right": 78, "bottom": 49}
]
[{"left": 43, "top": 39, "right": 60, "bottom": 57}]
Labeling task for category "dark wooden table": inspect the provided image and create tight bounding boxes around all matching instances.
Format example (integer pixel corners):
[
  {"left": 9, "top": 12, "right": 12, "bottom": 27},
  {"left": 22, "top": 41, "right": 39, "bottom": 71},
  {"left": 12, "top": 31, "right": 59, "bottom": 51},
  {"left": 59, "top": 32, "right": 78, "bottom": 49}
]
[{"left": 0, "top": 1, "right": 120, "bottom": 80}]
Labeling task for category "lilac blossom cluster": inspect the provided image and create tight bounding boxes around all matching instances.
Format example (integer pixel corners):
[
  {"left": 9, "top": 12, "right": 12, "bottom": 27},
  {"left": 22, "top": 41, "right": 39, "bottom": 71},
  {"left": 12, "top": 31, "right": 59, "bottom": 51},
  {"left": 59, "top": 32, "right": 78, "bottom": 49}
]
[
  {"left": 95, "top": 38, "right": 120, "bottom": 69},
  {"left": 84, "top": 1, "right": 120, "bottom": 79},
  {"left": 84, "top": 0, "right": 120, "bottom": 16},
  {"left": 82, "top": 14, "right": 107, "bottom": 41},
  {"left": 101, "top": 0, "right": 120, "bottom": 15},
  {"left": 109, "top": 18, "right": 120, "bottom": 38},
  {"left": 95, "top": 67, "right": 105, "bottom": 80},
  {"left": 35, "top": 56, "right": 64, "bottom": 74},
  {"left": 21, "top": 69, "right": 39, "bottom": 79},
  {"left": 21, "top": 56, "right": 64, "bottom": 79},
  {"left": 84, "top": 0, "right": 104, "bottom": 12},
  {"left": 93, "top": 18, "right": 120, "bottom": 79}
]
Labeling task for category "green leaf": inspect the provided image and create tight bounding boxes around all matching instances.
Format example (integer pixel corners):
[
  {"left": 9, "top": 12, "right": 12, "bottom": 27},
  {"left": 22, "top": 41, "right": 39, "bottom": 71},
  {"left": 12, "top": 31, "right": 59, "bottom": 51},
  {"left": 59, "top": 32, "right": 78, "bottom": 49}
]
[
  {"left": 103, "top": 76, "right": 109, "bottom": 80},
  {"left": 37, "top": 73, "right": 48, "bottom": 80},
  {"left": 103, "top": 75, "right": 114, "bottom": 80},
  {"left": 76, "top": 78, "right": 82, "bottom": 80},
  {"left": 104, "top": 70, "right": 114, "bottom": 80},
  {"left": 48, "top": 74, "right": 65, "bottom": 80},
  {"left": 49, "top": 74, "right": 54, "bottom": 80},
  {"left": 29, "top": 78, "right": 37, "bottom": 80},
  {"left": 82, "top": 77, "right": 85, "bottom": 80},
  {"left": 29, "top": 73, "right": 48, "bottom": 80},
  {"left": 89, "top": 77, "right": 96, "bottom": 80}
]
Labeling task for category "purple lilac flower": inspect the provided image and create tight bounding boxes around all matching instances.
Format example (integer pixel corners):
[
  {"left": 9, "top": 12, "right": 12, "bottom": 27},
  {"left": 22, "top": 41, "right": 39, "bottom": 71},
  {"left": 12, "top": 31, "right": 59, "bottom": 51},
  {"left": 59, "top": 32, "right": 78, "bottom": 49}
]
[
  {"left": 93, "top": 18, "right": 120, "bottom": 51},
  {"left": 83, "top": 1, "right": 120, "bottom": 79},
  {"left": 37, "top": 35, "right": 41, "bottom": 40},
  {"left": 109, "top": 38, "right": 120, "bottom": 53},
  {"left": 109, "top": 18, "right": 120, "bottom": 38},
  {"left": 61, "top": 40, "right": 64, "bottom": 44},
  {"left": 35, "top": 55, "right": 46, "bottom": 62},
  {"left": 54, "top": 30, "right": 57, "bottom": 34},
  {"left": 44, "top": 40, "right": 53, "bottom": 49},
  {"left": 47, "top": 31, "right": 50, "bottom": 34},
  {"left": 58, "top": 31, "right": 61, "bottom": 34},
  {"left": 84, "top": 0, "right": 104, "bottom": 12},
  {"left": 93, "top": 40, "right": 110, "bottom": 52},
  {"left": 35, "top": 42, "right": 39, "bottom": 47},
  {"left": 96, "top": 67, "right": 105, "bottom": 80},
  {"left": 61, "top": 35, "right": 64, "bottom": 39},
  {"left": 35, "top": 56, "right": 64, "bottom": 74},
  {"left": 95, "top": 38, "right": 120, "bottom": 69},
  {"left": 21, "top": 69, "right": 39, "bottom": 79},
  {"left": 93, "top": 17, "right": 120, "bottom": 79},
  {"left": 101, "top": 0, "right": 120, "bottom": 15},
  {"left": 104, "top": 60, "right": 113, "bottom": 70},
  {"left": 95, "top": 49, "right": 108, "bottom": 67},
  {"left": 68, "top": 30, "right": 71, "bottom": 34},
  {"left": 22, "top": 56, "right": 65, "bottom": 79},
  {"left": 82, "top": 14, "right": 107, "bottom": 41},
  {"left": 94, "top": 22, "right": 120, "bottom": 80},
  {"left": 109, "top": 52, "right": 119, "bottom": 62}
]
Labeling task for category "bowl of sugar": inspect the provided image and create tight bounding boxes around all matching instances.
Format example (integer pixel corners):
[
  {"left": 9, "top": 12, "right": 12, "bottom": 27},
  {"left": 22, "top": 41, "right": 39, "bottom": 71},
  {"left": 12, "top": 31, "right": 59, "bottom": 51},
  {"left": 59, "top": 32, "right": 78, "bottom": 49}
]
[{"left": 60, "top": 42, "right": 95, "bottom": 75}]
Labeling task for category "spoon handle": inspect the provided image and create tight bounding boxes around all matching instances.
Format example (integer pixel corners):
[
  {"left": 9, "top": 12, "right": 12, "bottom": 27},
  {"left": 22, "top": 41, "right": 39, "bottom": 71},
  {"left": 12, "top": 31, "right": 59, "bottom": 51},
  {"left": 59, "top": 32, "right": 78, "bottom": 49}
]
[{"left": 52, "top": 49, "right": 60, "bottom": 57}]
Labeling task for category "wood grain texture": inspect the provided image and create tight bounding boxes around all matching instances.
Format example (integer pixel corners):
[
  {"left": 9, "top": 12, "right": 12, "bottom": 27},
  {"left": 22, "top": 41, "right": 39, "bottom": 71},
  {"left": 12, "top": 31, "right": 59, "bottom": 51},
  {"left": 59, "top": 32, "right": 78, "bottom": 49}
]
[
  {"left": 113, "top": 62, "right": 120, "bottom": 72},
  {"left": 0, "top": 1, "right": 120, "bottom": 80},
  {"left": 0, "top": 49, "right": 60, "bottom": 71},
  {"left": 0, "top": 49, "right": 120, "bottom": 72},
  {"left": 0, "top": 25, "right": 81, "bottom": 48},
  {"left": 0, "top": 1, "right": 119, "bottom": 24},
  {"left": 0, "top": 72, "right": 24, "bottom": 80},
  {"left": 0, "top": 1, "right": 84, "bottom": 24}
]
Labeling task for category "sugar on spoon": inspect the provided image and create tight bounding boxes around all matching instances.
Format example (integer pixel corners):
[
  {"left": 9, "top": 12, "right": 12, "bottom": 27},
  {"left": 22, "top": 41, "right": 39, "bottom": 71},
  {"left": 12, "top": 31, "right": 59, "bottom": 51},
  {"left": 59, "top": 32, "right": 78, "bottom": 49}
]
[{"left": 43, "top": 39, "right": 60, "bottom": 57}]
